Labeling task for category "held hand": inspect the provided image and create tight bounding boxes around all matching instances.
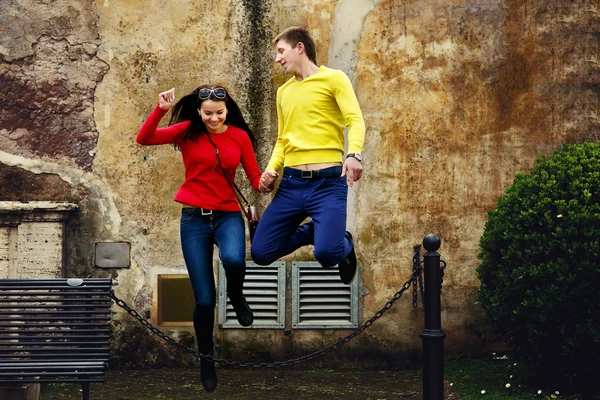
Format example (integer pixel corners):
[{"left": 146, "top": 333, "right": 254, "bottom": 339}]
[
  {"left": 158, "top": 88, "right": 176, "bottom": 110},
  {"left": 259, "top": 170, "right": 279, "bottom": 193},
  {"left": 341, "top": 157, "right": 363, "bottom": 187}
]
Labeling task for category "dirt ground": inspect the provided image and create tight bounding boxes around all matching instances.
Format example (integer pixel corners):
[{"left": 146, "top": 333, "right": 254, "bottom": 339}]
[{"left": 40, "top": 368, "right": 460, "bottom": 400}]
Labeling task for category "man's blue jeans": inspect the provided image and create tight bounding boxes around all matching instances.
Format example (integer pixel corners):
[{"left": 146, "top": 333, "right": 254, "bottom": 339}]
[{"left": 251, "top": 172, "right": 353, "bottom": 267}]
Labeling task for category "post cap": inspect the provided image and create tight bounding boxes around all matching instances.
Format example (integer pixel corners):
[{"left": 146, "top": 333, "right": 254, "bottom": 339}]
[{"left": 423, "top": 234, "right": 441, "bottom": 252}]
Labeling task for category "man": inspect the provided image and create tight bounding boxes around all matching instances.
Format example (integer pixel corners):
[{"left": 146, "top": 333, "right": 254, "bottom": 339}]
[{"left": 251, "top": 27, "right": 365, "bottom": 284}]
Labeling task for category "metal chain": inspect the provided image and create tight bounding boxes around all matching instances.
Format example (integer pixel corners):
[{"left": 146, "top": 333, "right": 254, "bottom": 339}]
[
  {"left": 418, "top": 267, "right": 425, "bottom": 303},
  {"left": 412, "top": 245, "right": 423, "bottom": 309},
  {"left": 109, "top": 267, "right": 423, "bottom": 369},
  {"left": 440, "top": 260, "right": 447, "bottom": 286},
  {"left": 415, "top": 256, "right": 446, "bottom": 306}
]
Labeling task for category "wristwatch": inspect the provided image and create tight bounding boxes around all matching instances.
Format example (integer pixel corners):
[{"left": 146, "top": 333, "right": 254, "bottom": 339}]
[{"left": 346, "top": 153, "right": 362, "bottom": 162}]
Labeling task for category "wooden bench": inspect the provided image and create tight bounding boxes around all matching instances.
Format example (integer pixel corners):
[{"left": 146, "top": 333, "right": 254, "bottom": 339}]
[{"left": 0, "top": 278, "right": 112, "bottom": 400}]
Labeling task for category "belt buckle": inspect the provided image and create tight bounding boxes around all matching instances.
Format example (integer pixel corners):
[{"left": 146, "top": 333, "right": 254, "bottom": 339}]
[
  {"left": 201, "top": 208, "right": 213, "bottom": 216},
  {"left": 301, "top": 170, "right": 313, "bottom": 179}
]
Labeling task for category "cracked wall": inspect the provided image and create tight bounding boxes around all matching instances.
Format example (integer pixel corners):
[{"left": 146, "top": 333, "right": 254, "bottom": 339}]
[
  {"left": 0, "top": 0, "right": 598, "bottom": 367},
  {"left": 0, "top": 0, "right": 111, "bottom": 276}
]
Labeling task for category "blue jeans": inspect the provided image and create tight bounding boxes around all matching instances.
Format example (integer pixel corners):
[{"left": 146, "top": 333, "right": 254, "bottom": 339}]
[
  {"left": 180, "top": 210, "right": 246, "bottom": 353},
  {"left": 251, "top": 171, "right": 352, "bottom": 267},
  {"left": 180, "top": 210, "right": 246, "bottom": 308}
]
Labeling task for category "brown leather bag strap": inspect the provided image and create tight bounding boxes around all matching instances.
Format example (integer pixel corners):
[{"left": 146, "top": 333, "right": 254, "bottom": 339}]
[{"left": 204, "top": 133, "right": 251, "bottom": 215}]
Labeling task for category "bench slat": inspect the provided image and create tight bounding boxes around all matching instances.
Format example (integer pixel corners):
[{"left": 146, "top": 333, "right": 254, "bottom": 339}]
[
  {"left": 0, "top": 310, "right": 110, "bottom": 316},
  {"left": 0, "top": 371, "right": 105, "bottom": 376},
  {"left": 3, "top": 317, "right": 110, "bottom": 322},
  {"left": 0, "top": 378, "right": 105, "bottom": 384},
  {"left": 0, "top": 278, "right": 111, "bottom": 283},
  {"left": 0, "top": 329, "right": 109, "bottom": 334},
  {"left": 0, "top": 335, "right": 110, "bottom": 340},
  {"left": 0, "top": 340, "right": 109, "bottom": 346},
  {"left": 0, "top": 323, "right": 110, "bottom": 329},
  {"left": 0, "top": 366, "right": 104, "bottom": 371},
  {"left": 0, "top": 292, "right": 110, "bottom": 297},
  {"left": 0, "top": 354, "right": 109, "bottom": 359},
  {"left": 0, "top": 346, "right": 109, "bottom": 351},
  {"left": 0, "top": 302, "right": 111, "bottom": 306},
  {"left": 0, "top": 299, "right": 111, "bottom": 304},
  {"left": 0, "top": 361, "right": 104, "bottom": 365}
]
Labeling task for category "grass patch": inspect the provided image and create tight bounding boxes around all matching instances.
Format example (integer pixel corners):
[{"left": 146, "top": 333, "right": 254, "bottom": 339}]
[
  {"left": 445, "top": 355, "right": 595, "bottom": 400},
  {"left": 46, "top": 382, "right": 70, "bottom": 388}
]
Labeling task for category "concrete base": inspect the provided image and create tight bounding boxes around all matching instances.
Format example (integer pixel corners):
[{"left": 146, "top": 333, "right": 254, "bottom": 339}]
[{"left": 0, "top": 383, "right": 40, "bottom": 400}]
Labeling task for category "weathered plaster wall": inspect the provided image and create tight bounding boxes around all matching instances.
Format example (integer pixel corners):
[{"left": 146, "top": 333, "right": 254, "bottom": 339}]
[
  {"left": 1, "top": 0, "right": 598, "bottom": 367},
  {"left": 354, "top": 0, "right": 599, "bottom": 354},
  {"left": 0, "top": 0, "right": 116, "bottom": 277}
]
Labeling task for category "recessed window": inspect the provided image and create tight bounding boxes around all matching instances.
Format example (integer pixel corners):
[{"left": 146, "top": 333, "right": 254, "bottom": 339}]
[
  {"left": 292, "top": 262, "right": 359, "bottom": 329},
  {"left": 157, "top": 274, "right": 194, "bottom": 326}
]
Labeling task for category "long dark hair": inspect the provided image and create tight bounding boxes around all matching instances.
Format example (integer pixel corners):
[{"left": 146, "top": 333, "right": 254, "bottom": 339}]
[{"left": 168, "top": 84, "right": 256, "bottom": 147}]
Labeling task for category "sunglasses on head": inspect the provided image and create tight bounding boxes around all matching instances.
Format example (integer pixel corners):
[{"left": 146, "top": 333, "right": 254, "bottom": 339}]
[{"left": 198, "top": 87, "right": 227, "bottom": 100}]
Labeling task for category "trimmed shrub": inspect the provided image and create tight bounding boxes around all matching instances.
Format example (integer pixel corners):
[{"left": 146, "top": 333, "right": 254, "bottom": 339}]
[{"left": 476, "top": 143, "right": 600, "bottom": 388}]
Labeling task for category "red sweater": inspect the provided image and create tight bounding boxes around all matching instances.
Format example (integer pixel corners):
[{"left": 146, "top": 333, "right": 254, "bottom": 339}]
[{"left": 136, "top": 106, "right": 262, "bottom": 211}]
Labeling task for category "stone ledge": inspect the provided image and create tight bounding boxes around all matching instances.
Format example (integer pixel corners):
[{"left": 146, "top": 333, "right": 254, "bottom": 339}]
[{"left": 0, "top": 201, "right": 78, "bottom": 212}]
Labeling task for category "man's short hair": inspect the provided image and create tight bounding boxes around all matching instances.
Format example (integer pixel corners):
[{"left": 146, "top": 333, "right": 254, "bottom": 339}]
[{"left": 274, "top": 27, "right": 317, "bottom": 65}]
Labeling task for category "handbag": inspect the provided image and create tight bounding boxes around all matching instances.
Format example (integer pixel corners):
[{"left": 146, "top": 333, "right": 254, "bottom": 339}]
[{"left": 205, "top": 134, "right": 260, "bottom": 243}]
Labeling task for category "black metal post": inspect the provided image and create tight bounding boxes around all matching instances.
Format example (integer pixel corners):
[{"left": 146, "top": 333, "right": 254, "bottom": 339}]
[
  {"left": 82, "top": 382, "right": 90, "bottom": 400},
  {"left": 420, "top": 234, "right": 446, "bottom": 400}
]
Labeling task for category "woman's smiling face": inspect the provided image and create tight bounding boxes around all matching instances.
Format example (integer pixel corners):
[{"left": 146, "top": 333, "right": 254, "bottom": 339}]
[{"left": 199, "top": 99, "right": 227, "bottom": 133}]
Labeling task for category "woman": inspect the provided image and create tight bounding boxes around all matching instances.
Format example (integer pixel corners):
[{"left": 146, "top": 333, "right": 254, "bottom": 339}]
[{"left": 136, "top": 85, "right": 264, "bottom": 393}]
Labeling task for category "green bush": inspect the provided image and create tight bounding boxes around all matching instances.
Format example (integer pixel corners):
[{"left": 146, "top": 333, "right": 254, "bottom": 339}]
[{"left": 476, "top": 143, "right": 600, "bottom": 389}]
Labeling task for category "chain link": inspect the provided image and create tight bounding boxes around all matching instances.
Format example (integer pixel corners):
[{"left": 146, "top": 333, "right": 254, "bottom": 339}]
[
  {"left": 109, "top": 267, "right": 423, "bottom": 369},
  {"left": 414, "top": 254, "right": 446, "bottom": 307},
  {"left": 440, "top": 260, "right": 447, "bottom": 287},
  {"left": 418, "top": 267, "right": 425, "bottom": 304},
  {"left": 412, "top": 245, "right": 423, "bottom": 309}
]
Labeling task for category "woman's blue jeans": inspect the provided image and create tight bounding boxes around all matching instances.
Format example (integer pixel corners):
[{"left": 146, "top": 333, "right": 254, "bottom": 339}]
[{"left": 180, "top": 210, "right": 246, "bottom": 353}]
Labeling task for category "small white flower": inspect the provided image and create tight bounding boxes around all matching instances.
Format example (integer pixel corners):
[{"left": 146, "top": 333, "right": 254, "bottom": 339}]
[
  {"left": 481, "top": 390, "right": 486, "bottom": 394},
  {"left": 514, "top": 363, "right": 517, "bottom": 366},
  {"left": 492, "top": 352, "right": 496, "bottom": 355},
  {"left": 556, "top": 391, "right": 560, "bottom": 395},
  {"left": 506, "top": 383, "right": 511, "bottom": 388},
  {"left": 450, "top": 383, "right": 453, "bottom": 386},
  {"left": 510, "top": 375, "right": 513, "bottom": 379},
  {"left": 538, "top": 390, "right": 542, "bottom": 394}
]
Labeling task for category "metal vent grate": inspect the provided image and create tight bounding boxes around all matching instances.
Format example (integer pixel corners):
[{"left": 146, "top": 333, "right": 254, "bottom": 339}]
[
  {"left": 292, "top": 262, "right": 359, "bottom": 329},
  {"left": 218, "top": 261, "right": 285, "bottom": 329}
]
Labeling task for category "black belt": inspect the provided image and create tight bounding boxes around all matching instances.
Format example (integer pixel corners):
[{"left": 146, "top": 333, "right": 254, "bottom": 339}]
[
  {"left": 283, "top": 166, "right": 342, "bottom": 179},
  {"left": 182, "top": 208, "right": 226, "bottom": 216}
]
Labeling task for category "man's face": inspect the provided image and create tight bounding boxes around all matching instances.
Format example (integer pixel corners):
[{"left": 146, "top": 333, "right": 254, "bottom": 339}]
[{"left": 275, "top": 39, "right": 300, "bottom": 73}]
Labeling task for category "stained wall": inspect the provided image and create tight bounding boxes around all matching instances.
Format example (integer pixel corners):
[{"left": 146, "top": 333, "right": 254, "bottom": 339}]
[{"left": 0, "top": 0, "right": 597, "bottom": 366}]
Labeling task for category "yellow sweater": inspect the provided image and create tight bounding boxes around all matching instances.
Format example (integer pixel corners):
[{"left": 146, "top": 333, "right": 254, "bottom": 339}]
[{"left": 266, "top": 66, "right": 365, "bottom": 171}]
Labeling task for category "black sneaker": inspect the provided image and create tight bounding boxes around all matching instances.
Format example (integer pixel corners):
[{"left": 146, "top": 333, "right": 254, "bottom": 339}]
[
  {"left": 338, "top": 232, "right": 357, "bottom": 284},
  {"left": 230, "top": 296, "right": 254, "bottom": 327},
  {"left": 200, "top": 354, "right": 218, "bottom": 392}
]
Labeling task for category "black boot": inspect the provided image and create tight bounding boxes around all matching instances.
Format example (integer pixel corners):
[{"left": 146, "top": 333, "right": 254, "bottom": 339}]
[
  {"left": 226, "top": 267, "right": 254, "bottom": 327},
  {"left": 338, "top": 231, "right": 357, "bottom": 284},
  {"left": 193, "top": 306, "right": 218, "bottom": 393},
  {"left": 200, "top": 353, "right": 217, "bottom": 393}
]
